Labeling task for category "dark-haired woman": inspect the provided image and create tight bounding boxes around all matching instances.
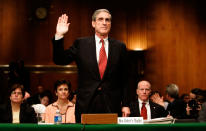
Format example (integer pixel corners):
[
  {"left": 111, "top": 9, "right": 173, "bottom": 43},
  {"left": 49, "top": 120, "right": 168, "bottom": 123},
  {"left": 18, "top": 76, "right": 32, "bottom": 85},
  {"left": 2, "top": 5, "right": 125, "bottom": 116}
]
[
  {"left": 45, "top": 80, "right": 75, "bottom": 123},
  {"left": 0, "top": 83, "right": 37, "bottom": 123}
]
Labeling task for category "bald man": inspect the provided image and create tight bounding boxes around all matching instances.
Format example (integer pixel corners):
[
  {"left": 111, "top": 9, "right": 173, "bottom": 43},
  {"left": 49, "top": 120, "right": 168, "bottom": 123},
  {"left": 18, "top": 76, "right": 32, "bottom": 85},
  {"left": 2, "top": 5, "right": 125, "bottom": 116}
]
[{"left": 129, "top": 80, "right": 168, "bottom": 119}]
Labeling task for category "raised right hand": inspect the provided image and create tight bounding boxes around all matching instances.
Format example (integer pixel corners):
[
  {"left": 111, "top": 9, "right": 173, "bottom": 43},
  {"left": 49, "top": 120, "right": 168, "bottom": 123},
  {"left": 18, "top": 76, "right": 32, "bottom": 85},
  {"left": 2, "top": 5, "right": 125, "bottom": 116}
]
[{"left": 56, "top": 14, "right": 70, "bottom": 37}]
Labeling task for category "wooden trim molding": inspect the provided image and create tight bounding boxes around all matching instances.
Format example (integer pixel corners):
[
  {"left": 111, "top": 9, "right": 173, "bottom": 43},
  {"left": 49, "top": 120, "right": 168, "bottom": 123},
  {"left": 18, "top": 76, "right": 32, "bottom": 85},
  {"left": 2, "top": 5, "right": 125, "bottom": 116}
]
[{"left": 0, "top": 65, "right": 78, "bottom": 74}]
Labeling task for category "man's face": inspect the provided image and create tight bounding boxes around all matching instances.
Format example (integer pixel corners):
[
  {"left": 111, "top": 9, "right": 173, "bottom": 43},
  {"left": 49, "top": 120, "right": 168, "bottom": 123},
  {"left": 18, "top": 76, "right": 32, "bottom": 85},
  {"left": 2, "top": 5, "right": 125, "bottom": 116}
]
[
  {"left": 92, "top": 11, "right": 111, "bottom": 37},
  {"left": 136, "top": 81, "right": 151, "bottom": 102}
]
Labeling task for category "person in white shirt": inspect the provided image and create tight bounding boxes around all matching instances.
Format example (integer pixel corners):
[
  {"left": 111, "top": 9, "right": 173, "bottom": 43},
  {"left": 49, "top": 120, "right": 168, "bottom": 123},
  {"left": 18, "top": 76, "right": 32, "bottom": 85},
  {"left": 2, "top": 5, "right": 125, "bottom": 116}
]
[
  {"left": 52, "top": 8, "right": 130, "bottom": 123},
  {"left": 129, "top": 80, "right": 168, "bottom": 119}
]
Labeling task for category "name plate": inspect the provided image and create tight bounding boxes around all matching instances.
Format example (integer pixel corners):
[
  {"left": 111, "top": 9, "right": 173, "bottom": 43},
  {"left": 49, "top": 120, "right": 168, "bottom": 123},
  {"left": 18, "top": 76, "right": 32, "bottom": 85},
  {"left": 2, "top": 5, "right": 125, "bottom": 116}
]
[{"left": 118, "top": 117, "right": 144, "bottom": 124}]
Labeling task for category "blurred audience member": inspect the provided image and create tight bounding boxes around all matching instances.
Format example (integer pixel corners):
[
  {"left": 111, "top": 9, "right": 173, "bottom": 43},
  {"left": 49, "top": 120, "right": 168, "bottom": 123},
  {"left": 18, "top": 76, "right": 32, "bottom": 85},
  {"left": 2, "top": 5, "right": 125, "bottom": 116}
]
[
  {"left": 31, "top": 91, "right": 52, "bottom": 122},
  {"left": 0, "top": 83, "right": 37, "bottom": 123},
  {"left": 186, "top": 88, "right": 205, "bottom": 119},
  {"left": 31, "top": 90, "right": 52, "bottom": 107},
  {"left": 39, "top": 91, "right": 52, "bottom": 106},
  {"left": 129, "top": 80, "right": 168, "bottom": 119},
  {"left": 45, "top": 80, "right": 75, "bottom": 123},
  {"left": 179, "top": 93, "right": 190, "bottom": 115},
  {"left": 27, "top": 85, "right": 52, "bottom": 106},
  {"left": 70, "top": 90, "right": 77, "bottom": 104},
  {"left": 189, "top": 88, "right": 202, "bottom": 100},
  {"left": 24, "top": 91, "right": 31, "bottom": 100},
  {"left": 165, "top": 84, "right": 187, "bottom": 119},
  {"left": 190, "top": 88, "right": 206, "bottom": 104},
  {"left": 180, "top": 93, "right": 190, "bottom": 104},
  {"left": 71, "top": 92, "right": 77, "bottom": 104}
]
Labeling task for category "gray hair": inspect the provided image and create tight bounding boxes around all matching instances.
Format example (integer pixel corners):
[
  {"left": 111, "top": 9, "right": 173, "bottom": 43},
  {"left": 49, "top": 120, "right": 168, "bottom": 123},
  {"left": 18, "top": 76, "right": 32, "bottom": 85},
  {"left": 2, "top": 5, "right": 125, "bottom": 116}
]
[
  {"left": 92, "top": 9, "right": 112, "bottom": 21},
  {"left": 166, "top": 83, "right": 179, "bottom": 98}
]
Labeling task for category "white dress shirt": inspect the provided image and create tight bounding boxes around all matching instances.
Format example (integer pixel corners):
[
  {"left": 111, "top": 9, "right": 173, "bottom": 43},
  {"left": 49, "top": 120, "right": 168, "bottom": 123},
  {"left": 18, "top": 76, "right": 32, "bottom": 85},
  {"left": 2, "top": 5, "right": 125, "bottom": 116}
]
[
  {"left": 95, "top": 35, "right": 109, "bottom": 63},
  {"left": 55, "top": 34, "right": 109, "bottom": 63},
  {"left": 138, "top": 98, "right": 151, "bottom": 120}
]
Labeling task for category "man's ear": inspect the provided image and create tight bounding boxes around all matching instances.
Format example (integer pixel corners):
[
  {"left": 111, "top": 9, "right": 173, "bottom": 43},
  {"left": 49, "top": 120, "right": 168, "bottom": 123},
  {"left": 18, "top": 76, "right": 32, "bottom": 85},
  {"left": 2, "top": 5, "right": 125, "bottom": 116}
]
[
  {"left": 136, "top": 89, "right": 138, "bottom": 95},
  {"left": 92, "top": 21, "right": 95, "bottom": 28}
]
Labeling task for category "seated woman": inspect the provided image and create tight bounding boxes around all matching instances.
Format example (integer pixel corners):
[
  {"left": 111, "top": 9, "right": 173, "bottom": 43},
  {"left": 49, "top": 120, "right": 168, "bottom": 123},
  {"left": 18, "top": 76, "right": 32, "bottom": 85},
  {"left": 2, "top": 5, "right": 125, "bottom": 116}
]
[
  {"left": 45, "top": 80, "right": 75, "bottom": 123},
  {"left": 0, "top": 83, "right": 37, "bottom": 123}
]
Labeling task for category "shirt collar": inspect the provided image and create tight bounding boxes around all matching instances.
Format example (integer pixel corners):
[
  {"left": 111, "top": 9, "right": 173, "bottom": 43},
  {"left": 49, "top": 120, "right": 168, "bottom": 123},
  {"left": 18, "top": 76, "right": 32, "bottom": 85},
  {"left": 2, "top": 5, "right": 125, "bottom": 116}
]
[
  {"left": 52, "top": 101, "right": 74, "bottom": 108},
  {"left": 138, "top": 98, "right": 149, "bottom": 105},
  {"left": 95, "top": 34, "right": 108, "bottom": 44}
]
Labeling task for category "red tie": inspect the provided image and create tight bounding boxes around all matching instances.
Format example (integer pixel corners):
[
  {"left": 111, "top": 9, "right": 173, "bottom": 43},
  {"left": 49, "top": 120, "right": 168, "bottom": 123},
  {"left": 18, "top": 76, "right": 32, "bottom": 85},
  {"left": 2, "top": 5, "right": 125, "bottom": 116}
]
[
  {"left": 140, "top": 103, "right": 147, "bottom": 120},
  {"left": 98, "top": 39, "right": 107, "bottom": 79}
]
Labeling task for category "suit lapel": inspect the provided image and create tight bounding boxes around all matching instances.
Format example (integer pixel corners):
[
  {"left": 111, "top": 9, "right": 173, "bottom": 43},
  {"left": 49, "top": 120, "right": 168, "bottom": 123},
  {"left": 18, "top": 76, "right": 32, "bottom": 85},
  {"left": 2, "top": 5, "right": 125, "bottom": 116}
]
[
  {"left": 149, "top": 101, "right": 156, "bottom": 119},
  {"left": 90, "top": 36, "right": 101, "bottom": 79},
  {"left": 136, "top": 101, "right": 141, "bottom": 116}
]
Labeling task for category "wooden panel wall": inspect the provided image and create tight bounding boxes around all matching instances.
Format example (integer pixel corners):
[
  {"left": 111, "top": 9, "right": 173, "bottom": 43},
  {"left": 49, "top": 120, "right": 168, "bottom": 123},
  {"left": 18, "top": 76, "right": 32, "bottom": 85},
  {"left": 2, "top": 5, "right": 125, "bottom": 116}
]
[
  {"left": 144, "top": 0, "right": 206, "bottom": 95},
  {"left": 1, "top": 0, "right": 206, "bottom": 97}
]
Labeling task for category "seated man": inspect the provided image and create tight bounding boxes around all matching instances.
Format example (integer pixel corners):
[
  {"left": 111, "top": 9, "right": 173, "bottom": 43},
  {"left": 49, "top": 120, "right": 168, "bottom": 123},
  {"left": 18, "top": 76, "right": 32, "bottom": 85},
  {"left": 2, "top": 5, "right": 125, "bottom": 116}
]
[{"left": 129, "top": 80, "right": 168, "bottom": 119}]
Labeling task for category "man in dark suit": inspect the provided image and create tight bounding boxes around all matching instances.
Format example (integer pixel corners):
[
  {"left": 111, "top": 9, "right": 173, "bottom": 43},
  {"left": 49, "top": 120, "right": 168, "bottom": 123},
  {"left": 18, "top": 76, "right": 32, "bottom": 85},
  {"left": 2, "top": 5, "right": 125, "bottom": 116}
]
[
  {"left": 52, "top": 9, "right": 130, "bottom": 123},
  {"left": 130, "top": 80, "right": 168, "bottom": 119},
  {"left": 165, "top": 84, "right": 187, "bottom": 119}
]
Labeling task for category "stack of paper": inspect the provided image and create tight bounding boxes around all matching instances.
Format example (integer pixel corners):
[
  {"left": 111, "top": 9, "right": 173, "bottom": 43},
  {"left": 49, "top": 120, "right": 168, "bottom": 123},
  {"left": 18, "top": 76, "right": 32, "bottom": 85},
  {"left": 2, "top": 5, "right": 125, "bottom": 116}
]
[{"left": 144, "top": 117, "right": 175, "bottom": 124}]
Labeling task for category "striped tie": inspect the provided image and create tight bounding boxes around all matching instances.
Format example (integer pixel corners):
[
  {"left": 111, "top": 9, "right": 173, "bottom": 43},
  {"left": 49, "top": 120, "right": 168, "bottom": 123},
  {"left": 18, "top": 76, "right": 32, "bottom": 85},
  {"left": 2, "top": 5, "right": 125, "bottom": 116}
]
[
  {"left": 140, "top": 102, "right": 147, "bottom": 120},
  {"left": 98, "top": 39, "right": 107, "bottom": 79}
]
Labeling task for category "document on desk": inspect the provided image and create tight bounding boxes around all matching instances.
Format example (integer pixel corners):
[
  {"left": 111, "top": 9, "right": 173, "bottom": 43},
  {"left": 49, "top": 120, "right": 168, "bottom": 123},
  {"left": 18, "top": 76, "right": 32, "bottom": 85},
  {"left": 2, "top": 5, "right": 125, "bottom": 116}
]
[
  {"left": 118, "top": 117, "right": 174, "bottom": 124},
  {"left": 143, "top": 117, "right": 174, "bottom": 124}
]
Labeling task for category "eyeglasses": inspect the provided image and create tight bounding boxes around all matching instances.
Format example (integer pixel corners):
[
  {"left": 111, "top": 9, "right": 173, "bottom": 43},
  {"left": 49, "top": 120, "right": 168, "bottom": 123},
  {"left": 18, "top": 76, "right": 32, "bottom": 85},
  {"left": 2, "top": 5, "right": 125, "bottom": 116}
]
[
  {"left": 11, "top": 91, "right": 22, "bottom": 95},
  {"left": 96, "top": 17, "right": 111, "bottom": 23},
  {"left": 138, "top": 88, "right": 151, "bottom": 92}
]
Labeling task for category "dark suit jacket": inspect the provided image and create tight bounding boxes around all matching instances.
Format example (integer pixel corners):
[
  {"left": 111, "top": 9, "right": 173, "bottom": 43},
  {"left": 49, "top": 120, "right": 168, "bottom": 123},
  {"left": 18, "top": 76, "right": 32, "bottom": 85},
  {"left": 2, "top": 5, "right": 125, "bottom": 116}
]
[
  {"left": 52, "top": 36, "right": 128, "bottom": 122},
  {"left": 0, "top": 101, "right": 37, "bottom": 123},
  {"left": 129, "top": 100, "right": 168, "bottom": 118},
  {"left": 166, "top": 99, "right": 187, "bottom": 119}
]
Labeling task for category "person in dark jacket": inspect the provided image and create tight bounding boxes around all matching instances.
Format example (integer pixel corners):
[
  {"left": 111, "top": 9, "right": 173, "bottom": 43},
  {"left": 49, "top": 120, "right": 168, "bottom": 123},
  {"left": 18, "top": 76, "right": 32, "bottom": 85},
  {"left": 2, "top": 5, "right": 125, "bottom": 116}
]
[
  {"left": 165, "top": 83, "right": 187, "bottom": 119},
  {"left": 0, "top": 83, "right": 37, "bottom": 123},
  {"left": 52, "top": 9, "right": 130, "bottom": 123},
  {"left": 130, "top": 80, "right": 168, "bottom": 119}
]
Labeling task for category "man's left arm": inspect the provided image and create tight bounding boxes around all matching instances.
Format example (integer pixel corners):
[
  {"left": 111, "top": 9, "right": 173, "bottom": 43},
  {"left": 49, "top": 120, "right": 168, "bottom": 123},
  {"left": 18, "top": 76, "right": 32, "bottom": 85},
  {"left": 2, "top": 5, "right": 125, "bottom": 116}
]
[{"left": 120, "top": 43, "right": 131, "bottom": 117}]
